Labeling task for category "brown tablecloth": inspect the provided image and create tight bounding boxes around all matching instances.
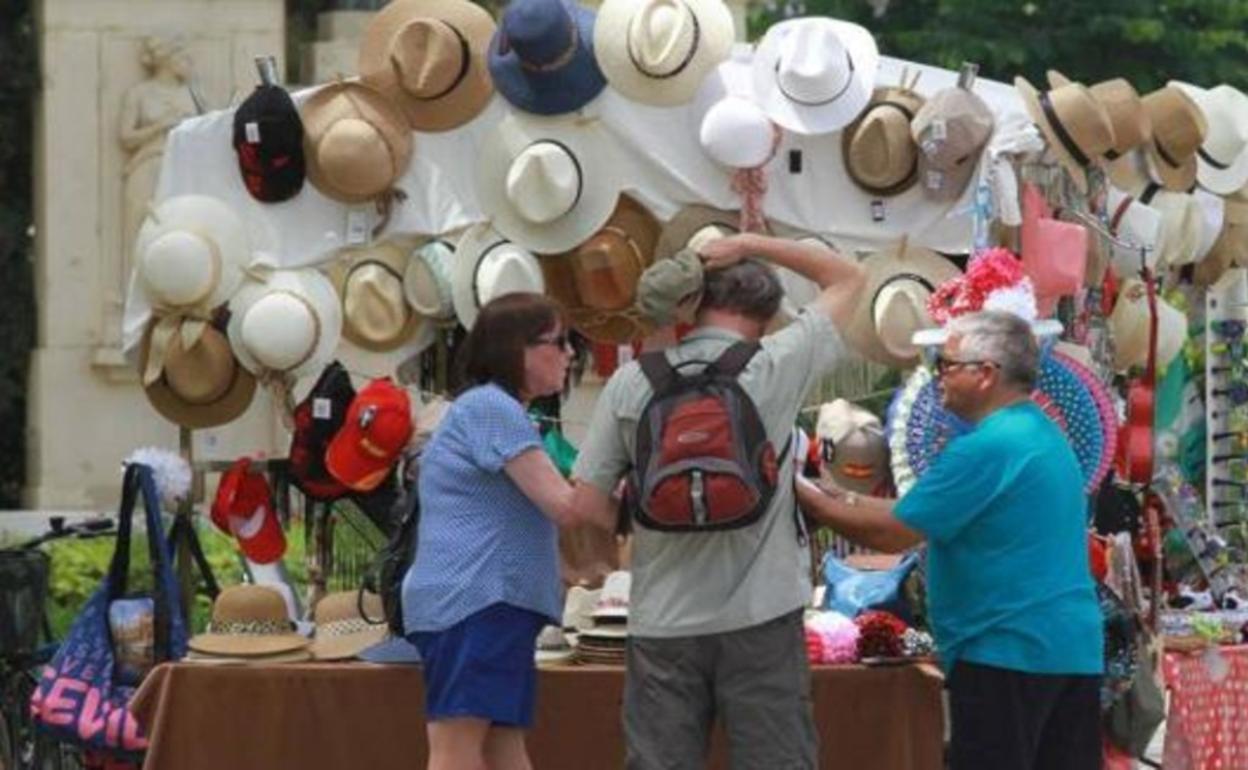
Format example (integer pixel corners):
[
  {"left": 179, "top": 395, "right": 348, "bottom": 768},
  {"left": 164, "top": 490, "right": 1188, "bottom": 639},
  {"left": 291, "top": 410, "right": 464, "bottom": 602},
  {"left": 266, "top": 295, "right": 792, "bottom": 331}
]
[{"left": 131, "top": 661, "right": 944, "bottom": 769}]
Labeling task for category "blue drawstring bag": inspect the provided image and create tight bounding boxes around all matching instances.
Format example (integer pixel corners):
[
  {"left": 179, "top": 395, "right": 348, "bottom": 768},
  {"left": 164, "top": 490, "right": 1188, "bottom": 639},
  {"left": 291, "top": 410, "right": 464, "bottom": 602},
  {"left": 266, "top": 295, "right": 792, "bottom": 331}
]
[
  {"left": 821, "top": 551, "right": 920, "bottom": 622},
  {"left": 31, "top": 463, "right": 187, "bottom": 758}
]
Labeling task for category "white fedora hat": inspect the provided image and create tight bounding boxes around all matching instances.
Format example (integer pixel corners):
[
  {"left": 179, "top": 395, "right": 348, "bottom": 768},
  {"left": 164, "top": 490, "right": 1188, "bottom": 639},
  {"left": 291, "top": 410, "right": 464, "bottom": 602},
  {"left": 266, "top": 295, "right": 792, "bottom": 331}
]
[
  {"left": 476, "top": 112, "right": 621, "bottom": 254},
  {"left": 1131, "top": 182, "right": 1202, "bottom": 270},
  {"left": 694, "top": 50, "right": 778, "bottom": 169},
  {"left": 1193, "top": 188, "right": 1226, "bottom": 264},
  {"left": 752, "top": 17, "right": 879, "bottom": 136},
  {"left": 452, "top": 224, "right": 547, "bottom": 329},
  {"left": 404, "top": 239, "right": 457, "bottom": 321},
  {"left": 594, "top": 0, "right": 734, "bottom": 107},
  {"left": 227, "top": 268, "right": 343, "bottom": 381},
  {"left": 1170, "top": 81, "right": 1248, "bottom": 195},
  {"left": 134, "top": 195, "right": 250, "bottom": 314},
  {"left": 1105, "top": 186, "right": 1164, "bottom": 279},
  {"left": 1109, "top": 277, "right": 1187, "bottom": 373}
]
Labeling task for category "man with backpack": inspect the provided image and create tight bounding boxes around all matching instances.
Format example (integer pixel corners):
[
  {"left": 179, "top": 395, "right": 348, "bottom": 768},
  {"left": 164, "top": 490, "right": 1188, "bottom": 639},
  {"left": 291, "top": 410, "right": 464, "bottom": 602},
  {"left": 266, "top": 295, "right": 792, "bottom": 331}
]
[{"left": 571, "top": 233, "right": 865, "bottom": 769}]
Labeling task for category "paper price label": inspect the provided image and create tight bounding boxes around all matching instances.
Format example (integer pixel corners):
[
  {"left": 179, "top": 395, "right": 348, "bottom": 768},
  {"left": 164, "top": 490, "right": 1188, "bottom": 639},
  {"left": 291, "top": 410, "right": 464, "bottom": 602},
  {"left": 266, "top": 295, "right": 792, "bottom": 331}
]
[
  {"left": 245, "top": 121, "right": 261, "bottom": 144},
  {"left": 929, "top": 118, "right": 947, "bottom": 142},
  {"left": 346, "top": 210, "right": 371, "bottom": 245},
  {"left": 870, "top": 200, "right": 886, "bottom": 223},
  {"left": 925, "top": 170, "right": 945, "bottom": 190},
  {"left": 313, "top": 397, "right": 332, "bottom": 420}
]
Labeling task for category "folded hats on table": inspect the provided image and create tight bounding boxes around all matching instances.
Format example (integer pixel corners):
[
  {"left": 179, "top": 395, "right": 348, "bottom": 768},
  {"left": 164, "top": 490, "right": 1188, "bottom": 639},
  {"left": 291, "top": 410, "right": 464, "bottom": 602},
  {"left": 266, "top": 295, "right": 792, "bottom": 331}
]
[
  {"left": 187, "top": 585, "right": 310, "bottom": 664},
  {"left": 574, "top": 571, "right": 629, "bottom": 666}
]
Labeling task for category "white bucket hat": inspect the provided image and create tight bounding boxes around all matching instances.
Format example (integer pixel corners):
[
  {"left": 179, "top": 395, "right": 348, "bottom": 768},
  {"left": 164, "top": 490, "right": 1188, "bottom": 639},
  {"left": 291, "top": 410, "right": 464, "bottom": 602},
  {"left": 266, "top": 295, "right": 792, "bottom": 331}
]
[
  {"left": 1105, "top": 186, "right": 1164, "bottom": 279},
  {"left": 1109, "top": 277, "right": 1187, "bottom": 373},
  {"left": 751, "top": 17, "right": 879, "bottom": 136},
  {"left": 476, "top": 112, "right": 622, "bottom": 254},
  {"left": 452, "top": 224, "right": 547, "bottom": 329},
  {"left": 594, "top": 0, "right": 735, "bottom": 107},
  {"left": 403, "top": 239, "right": 457, "bottom": 320},
  {"left": 1170, "top": 81, "right": 1248, "bottom": 195},
  {"left": 134, "top": 195, "right": 250, "bottom": 314},
  {"left": 694, "top": 50, "right": 777, "bottom": 169},
  {"left": 227, "top": 268, "right": 343, "bottom": 381}
]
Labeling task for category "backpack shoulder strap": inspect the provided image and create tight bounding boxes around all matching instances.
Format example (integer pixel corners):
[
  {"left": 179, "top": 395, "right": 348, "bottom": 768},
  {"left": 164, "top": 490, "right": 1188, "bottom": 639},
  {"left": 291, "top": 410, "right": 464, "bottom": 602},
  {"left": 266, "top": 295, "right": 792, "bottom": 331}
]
[
  {"left": 707, "top": 341, "right": 760, "bottom": 378},
  {"left": 639, "top": 351, "right": 680, "bottom": 393}
]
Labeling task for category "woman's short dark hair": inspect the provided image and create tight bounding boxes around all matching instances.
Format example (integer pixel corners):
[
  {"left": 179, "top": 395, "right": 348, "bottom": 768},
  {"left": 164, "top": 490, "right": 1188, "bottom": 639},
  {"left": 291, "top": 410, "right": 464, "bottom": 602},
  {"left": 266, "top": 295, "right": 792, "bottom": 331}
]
[
  {"left": 697, "top": 260, "right": 783, "bottom": 323},
  {"left": 453, "top": 292, "right": 566, "bottom": 398}
]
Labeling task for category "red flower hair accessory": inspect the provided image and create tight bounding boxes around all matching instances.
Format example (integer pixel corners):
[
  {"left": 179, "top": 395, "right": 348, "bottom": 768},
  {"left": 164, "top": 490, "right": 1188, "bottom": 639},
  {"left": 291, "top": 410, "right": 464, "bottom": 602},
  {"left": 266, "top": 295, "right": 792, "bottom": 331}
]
[{"left": 927, "top": 248, "right": 1036, "bottom": 325}]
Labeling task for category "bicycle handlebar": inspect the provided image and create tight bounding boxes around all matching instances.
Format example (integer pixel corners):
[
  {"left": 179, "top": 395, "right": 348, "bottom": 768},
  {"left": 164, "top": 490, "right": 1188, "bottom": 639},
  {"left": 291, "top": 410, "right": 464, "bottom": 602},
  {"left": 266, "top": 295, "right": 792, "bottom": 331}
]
[{"left": 3, "top": 517, "right": 116, "bottom": 552}]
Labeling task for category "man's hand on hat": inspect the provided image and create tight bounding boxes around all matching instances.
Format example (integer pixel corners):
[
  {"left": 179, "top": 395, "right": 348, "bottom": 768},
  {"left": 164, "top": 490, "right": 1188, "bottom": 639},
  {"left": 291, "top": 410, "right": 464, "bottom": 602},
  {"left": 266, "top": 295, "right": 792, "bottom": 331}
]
[{"left": 697, "top": 234, "right": 756, "bottom": 271}]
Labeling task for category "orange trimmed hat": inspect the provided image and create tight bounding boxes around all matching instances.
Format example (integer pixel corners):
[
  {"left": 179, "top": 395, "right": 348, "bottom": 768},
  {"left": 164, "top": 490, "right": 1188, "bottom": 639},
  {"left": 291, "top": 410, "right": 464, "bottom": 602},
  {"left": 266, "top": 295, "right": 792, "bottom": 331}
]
[{"left": 326, "top": 378, "right": 413, "bottom": 492}]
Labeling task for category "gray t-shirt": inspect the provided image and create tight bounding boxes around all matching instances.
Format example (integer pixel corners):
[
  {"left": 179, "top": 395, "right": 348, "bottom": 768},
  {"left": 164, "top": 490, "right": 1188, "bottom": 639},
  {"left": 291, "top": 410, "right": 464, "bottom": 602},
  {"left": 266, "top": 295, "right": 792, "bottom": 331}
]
[{"left": 573, "top": 310, "right": 845, "bottom": 637}]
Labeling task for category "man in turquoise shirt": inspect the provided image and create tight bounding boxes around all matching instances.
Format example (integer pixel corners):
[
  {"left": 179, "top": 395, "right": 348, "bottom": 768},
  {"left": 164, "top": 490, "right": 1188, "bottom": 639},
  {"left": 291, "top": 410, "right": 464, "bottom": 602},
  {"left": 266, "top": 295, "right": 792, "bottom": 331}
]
[{"left": 797, "top": 310, "right": 1103, "bottom": 770}]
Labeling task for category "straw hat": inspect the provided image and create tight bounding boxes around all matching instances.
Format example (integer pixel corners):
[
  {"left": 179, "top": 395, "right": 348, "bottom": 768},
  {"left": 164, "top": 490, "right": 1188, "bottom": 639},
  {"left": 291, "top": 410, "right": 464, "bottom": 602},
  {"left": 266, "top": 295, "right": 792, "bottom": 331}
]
[
  {"left": 1048, "top": 71, "right": 1150, "bottom": 162},
  {"left": 842, "top": 239, "right": 961, "bottom": 368},
  {"left": 1140, "top": 85, "right": 1207, "bottom": 192},
  {"left": 752, "top": 17, "right": 879, "bottom": 135},
  {"left": 1170, "top": 82, "right": 1248, "bottom": 195},
  {"left": 543, "top": 195, "right": 661, "bottom": 344},
  {"left": 328, "top": 239, "right": 425, "bottom": 352},
  {"left": 476, "top": 112, "right": 621, "bottom": 254},
  {"left": 653, "top": 204, "right": 740, "bottom": 261},
  {"left": 227, "top": 268, "right": 343, "bottom": 381},
  {"left": 594, "top": 0, "right": 735, "bottom": 107},
  {"left": 1105, "top": 186, "right": 1164, "bottom": 279},
  {"left": 189, "top": 585, "right": 309, "bottom": 658},
  {"left": 488, "top": 0, "right": 608, "bottom": 116},
  {"left": 139, "top": 317, "right": 256, "bottom": 430},
  {"left": 1014, "top": 76, "right": 1116, "bottom": 194},
  {"left": 134, "top": 195, "right": 250, "bottom": 315},
  {"left": 403, "top": 239, "right": 457, "bottom": 320},
  {"left": 1109, "top": 278, "right": 1187, "bottom": 373},
  {"left": 911, "top": 84, "right": 995, "bottom": 202},
  {"left": 358, "top": 0, "right": 496, "bottom": 132},
  {"left": 452, "top": 224, "right": 547, "bottom": 330},
  {"left": 301, "top": 81, "right": 413, "bottom": 204},
  {"left": 842, "top": 78, "right": 926, "bottom": 197},
  {"left": 1130, "top": 183, "right": 1203, "bottom": 269},
  {"left": 308, "top": 591, "right": 388, "bottom": 661}
]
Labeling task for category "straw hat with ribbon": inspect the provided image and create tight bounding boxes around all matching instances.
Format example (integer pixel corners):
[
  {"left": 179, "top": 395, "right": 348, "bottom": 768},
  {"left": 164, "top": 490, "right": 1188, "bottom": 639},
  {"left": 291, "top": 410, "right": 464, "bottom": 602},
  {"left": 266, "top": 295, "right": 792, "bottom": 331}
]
[
  {"left": 452, "top": 224, "right": 547, "bottom": 330},
  {"left": 1048, "top": 71, "right": 1150, "bottom": 164},
  {"left": 1140, "top": 85, "right": 1207, "bottom": 192},
  {"left": 133, "top": 195, "right": 250, "bottom": 317},
  {"left": 1128, "top": 182, "right": 1203, "bottom": 270},
  {"left": 328, "top": 238, "right": 425, "bottom": 352},
  {"left": 1109, "top": 277, "right": 1187, "bottom": 373},
  {"left": 1014, "top": 76, "right": 1116, "bottom": 194},
  {"left": 189, "top": 585, "right": 309, "bottom": 658},
  {"left": 227, "top": 267, "right": 344, "bottom": 388},
  {"left": 1196, "top": 192, "right": 1248, "bottom": 286},
  {"left": 308, "top": 591, "right": 388, "bottom": 661},
  {"left": 139, "top": 315, "right": 256, "bottom": 430},
  {"left": 403, "top": 239, "right": 457, "bottom": 321},
  {"left": 769, "top": 222, "right": 839, "bottom": 318},
  {"left": 488, "top": 0, "right": 608, "bottom": 116},
  {"left": 1169, "top": 81, "right": 1248, "bottom": 195},
  {"left": 358, "top": 0, "right": 496, "bottom": 132},
  {"left": 594, "top": 0, "right": 735, "bottom": 107},
  {"left": 301, "top": 80, "right": 413, "bottom": 204},
  {"left": 842, "top": 73, "right": 926, "bottom": 198}
]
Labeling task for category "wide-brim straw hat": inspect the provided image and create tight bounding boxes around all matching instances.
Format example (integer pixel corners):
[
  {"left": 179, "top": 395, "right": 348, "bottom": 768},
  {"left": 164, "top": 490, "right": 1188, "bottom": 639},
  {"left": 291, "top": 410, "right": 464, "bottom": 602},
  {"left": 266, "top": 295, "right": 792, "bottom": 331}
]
[
  {"left": 358, "top": 0, "right": 496, "bottom": 132},
  {"left": 654, "top": 204, "right": 741, "bottom": 261},
  {"left": 543, "top": 195, "right": 662, "bottom": 344},
  {"left": 1109, "top": 277, "right": 1187, "bottom": 373},
  {"left": 1014, "top": 76, "right": 1116, "bottom": 194},
  {"left": 189, "top": 585, "right": 309, "bottom": 658},
  {"left": 139, "top": 317, "right": 256, "bottom": 430},
  {"left": 843, "top": 239, "right": 961, "bottom": 368},
  {"left": 301, "top": 81, "right": 413, "bottom": 204},
  {"left": 1048, "top": 71, "right": 1150, "bottom": 162},
  {"left": 488, "top": 0, "right": 608, "bottom": 116},
  {"left": 842, "top": 80, "right": 926, "bottom": 197},
  {"left": 134, "top": 195, "right": 250, "bottom": 315},
  {"left": 452, "top": 223, "right": 547, "bottom": 330},
  {"left": 328, "top": 238, "right": 426, "bottom": 352},
  {"left": 752, "top": 17, "right": 879, "bottom": 135},
  {"left": 227, "top": 267, "right": 343, "bottom": 381},
  {"left": 1140, "top": 85, "right": 1207, "bottom": 192},
  {"left": 476, "top": 112, "right": 622, "bottom": 255},
  {"left": 1169, "top": 81, "right": 1248, "bottom": 195},
  {"left": 308, "top": 591, "right": 389, "bottom": 661},
  {"left": 594, "top": 0, "right": 735, "bottom": 107},
  {"left": 403, "top": 238, "right": 457, "bottom": 320}
]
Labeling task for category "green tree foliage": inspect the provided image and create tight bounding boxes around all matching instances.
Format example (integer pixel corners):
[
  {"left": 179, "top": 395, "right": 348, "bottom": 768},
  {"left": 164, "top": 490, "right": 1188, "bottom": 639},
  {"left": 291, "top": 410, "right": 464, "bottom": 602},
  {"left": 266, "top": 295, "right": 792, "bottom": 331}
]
[{"left": 749, "top": 0, "right": 1248, "bottom": 91}]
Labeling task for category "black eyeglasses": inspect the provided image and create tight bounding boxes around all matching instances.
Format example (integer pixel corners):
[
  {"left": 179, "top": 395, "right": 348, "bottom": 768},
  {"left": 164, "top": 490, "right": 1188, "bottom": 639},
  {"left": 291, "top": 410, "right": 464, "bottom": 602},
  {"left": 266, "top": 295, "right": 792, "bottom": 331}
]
[
  {"left": 934, "top": 356, "right": 997, "bottom": 377},
  {"left": 530, "top": 333, "right": 571, "bottom": 350}
]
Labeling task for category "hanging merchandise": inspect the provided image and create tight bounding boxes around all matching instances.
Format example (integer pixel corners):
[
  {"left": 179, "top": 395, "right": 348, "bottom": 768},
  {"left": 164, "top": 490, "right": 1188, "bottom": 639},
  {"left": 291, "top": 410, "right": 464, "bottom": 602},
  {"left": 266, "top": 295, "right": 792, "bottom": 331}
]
[
  {"left": 211, "top": 458, "right": 288, "bottom": 565},
  {"left": 232, "top": 79, "right": 306, "bottom": 203},
  {"left": 289, "top": 361, "right": 356, "bottom": 501},
  {"left": 1139, "top": 85, "right": 1208, "bottom": 192},
  {"left": 326, "top": 377, "right": 415, "bottom": 492},
  {"left": 488, "top": 0, "right": 607, "bottom": 116},
  {"left": 841, "top": 73, "right": 926, "bottom": 198},
  {"left": 299, "top": 80, "right": 412, "bottom": 205}
]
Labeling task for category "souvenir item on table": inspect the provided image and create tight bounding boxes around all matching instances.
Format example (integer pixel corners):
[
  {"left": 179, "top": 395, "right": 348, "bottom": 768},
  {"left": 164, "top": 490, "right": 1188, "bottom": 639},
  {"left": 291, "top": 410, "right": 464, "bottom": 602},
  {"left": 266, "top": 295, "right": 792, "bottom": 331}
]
[
  {"left": 820, "top": 551, "right": 918, "bottom": 623},
  {"left": 475, "top": 111, "right": 622, "bottom": 254},
  {"left": 594, "top": 0, "right": 734, "bottom": 107},
  {"left": 1019, "top": 183, "right": 1088, "bottom": 316},
  {"left": 1139, "top": 85, "right": 1207, "bottom": 192},
  {"left": 1167, "top": 82, "right": 1248, "bottom": 195},
  {"left": 288, "top": 362, "right": 354, "bottom": 501},
  {"left": 854, "top": 610, "right": 908, "bottom": 660},
  {"left": 187, "top": 585, "right": 309, "bottom": 661},
  {"left": 227, "top": 267, "right": 343, "bottom": 383},
  {"left": 32, "top": 464, "right": 187, "bottom": 758},
  {"left": 911, "top": 78, "right": 995, "bottom": 202},
  {"left": 1048, "top": 71, "right": 1150, "bottom": 164},
  {"left": 232, "top": 82, "right": 305, "bottom": 203},
  {"left": 535, "top": 624, "right": 575, "bottom": 664},
  {"left": 815, "top": 399, "right": 891, "bottom": 496},
  {"left": 1013, "top": 75, "right": 1115, "bottom": 194},
  {"left": 211, "top": 457, "right": 287, "bottom": 564},
  {"left": 751, "top": 17, "right": 878, "bottom": 136},
  {"left": 300, "top": 81, "right": 412, "bottom": 204},
  {"left": 488, "top": 0, "right": 607, "bottom": 116},
  {"left": 133, "top": 195, "right": 250, "bottom": 316},
  {"left": 308, "top": 591, "right": 388, "bottom": 660},
  {"left": 326, "top": 378, "right": 413, "bottom": 493},
  {"left": 138, "top": 316, "right": 256, "bottom": 430},
  {"left": 403, "top": 239, "right": 457, "bottom": 321},
  {"left": 1109, "top": 277, "right": 1186, "bottom": 373},
  {"left": 576, "top": 571, "right": 629, "bottom": 664},
  {"left": 635, "top": 247, "right": 704, "bottom": 326},
  {"left": 695, "top": 50, "right": 779, "bottom": 171},
  {"left": 358, "top": 0, "right": 496, "bottom": 132},
  {"left": 804, "top": 610, "right": 859, "bottom": 664},
  {"left": 840, "top": 238, "right": 961, "bottom": 368},
  {"left": 451, "top": 223, "right": 546, "bottom": 329},
  {"left": 888, "top": 348, "right": 1117, "bottom": 495},
  {"left": 841, "top": 74, "right": 925, "bottom": 198},
  {"left": 328, "top": 239, "right": 426, "bottom": 352},
  {"left": 542, "top": 195, "right": 662, "bottom": 344},
  {"left": 591, "top": 570, "right": 630, "bottom": 622},
  {"left": 1105, "top": 186, "right": 1164, "bottom": 279}
]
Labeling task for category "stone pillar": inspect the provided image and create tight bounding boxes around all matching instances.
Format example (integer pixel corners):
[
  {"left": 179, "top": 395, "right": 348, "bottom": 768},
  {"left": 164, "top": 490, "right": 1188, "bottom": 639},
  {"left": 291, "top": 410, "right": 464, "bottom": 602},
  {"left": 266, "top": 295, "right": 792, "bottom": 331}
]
[{"left": 28, "top": 0, "right": 285, "bottom": 508}]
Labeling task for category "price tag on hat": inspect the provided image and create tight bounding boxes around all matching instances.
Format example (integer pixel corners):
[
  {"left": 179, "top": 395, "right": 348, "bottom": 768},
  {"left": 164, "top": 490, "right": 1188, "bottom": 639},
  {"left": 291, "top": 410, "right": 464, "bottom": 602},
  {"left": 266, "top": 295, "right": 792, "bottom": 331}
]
[
  {"left": 345, "top": 209, "right": 371, "bottom": 246},
  {"left": 245, "top": 121, "right": 261, "bottom": 145},
  {"left": 313, "top": 397, "right": 332, "bottom": 420}
]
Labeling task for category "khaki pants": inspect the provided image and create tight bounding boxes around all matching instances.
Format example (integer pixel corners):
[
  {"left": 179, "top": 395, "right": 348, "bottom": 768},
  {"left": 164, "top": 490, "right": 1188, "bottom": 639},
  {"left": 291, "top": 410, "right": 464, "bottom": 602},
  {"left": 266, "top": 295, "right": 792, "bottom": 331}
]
[{"left": 623, "top": 610, "right": 817, "bottom": 770}]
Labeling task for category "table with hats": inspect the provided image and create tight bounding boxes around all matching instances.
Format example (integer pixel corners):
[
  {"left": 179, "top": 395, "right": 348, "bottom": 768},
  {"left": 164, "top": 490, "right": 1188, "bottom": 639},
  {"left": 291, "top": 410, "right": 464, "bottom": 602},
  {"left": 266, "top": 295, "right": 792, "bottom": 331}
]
[{"left": 78, "top": 0, "right": 1248, "bottom": 767}]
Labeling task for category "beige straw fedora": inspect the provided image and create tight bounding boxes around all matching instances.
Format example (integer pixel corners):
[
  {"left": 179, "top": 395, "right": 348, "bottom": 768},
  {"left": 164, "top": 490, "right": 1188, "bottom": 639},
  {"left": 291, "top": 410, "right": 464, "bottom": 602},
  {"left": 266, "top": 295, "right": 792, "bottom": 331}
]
[
  {"left": 1048, "top": 71, "right": 1150, "bottom": 163},
  {"left": 328, "top": 239, "right": 426, "bottom": 352},
  {"left": 1014, "top": 76, "right": 1116, "bottom": 194},
  {"left": 1140, "top": 85, "right": 1207, "bottom": 192},
  {"left": 842, "top": 77, "right": 926, "bottom": 198}
]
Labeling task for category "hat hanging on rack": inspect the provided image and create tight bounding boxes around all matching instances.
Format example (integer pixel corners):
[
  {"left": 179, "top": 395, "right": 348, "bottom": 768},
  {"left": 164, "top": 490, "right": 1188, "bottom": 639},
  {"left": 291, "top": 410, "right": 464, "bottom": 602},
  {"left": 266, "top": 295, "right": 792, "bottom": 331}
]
[
  {"left": 1168, "top": 81, "right": 1248, "bottom": 195},
  {"left": 842, "top": 72, "right": 926, "bottom": 198},
  {"left": 300, "top": 80, "right": 412, "bottom": 204},
  {"left": 1139, "top": 85, "right": 1207, "bottom": 193},
  {"left": 911, "top": 67, "right": 995, "bottom": 202},
  {"left": 488, "top": 0, "right": 608, "bottom": 116},
  {"left": 1014, "top": 75, "right": 1116, "bottom": 194}
]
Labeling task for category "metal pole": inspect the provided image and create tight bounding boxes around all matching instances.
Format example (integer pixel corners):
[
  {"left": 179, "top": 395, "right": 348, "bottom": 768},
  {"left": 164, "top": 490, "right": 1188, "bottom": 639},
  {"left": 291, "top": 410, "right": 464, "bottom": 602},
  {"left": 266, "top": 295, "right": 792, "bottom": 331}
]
[{"left": 176, "top": 426, "right": 196, "bottom": 623}]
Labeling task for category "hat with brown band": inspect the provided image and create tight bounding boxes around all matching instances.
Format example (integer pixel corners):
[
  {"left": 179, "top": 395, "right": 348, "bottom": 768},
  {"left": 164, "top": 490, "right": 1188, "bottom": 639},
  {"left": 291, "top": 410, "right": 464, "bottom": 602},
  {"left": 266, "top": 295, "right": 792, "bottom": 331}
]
[
  {"left": 842, "top": 75, "right": 926, "bottom": 198},
  {"left": 358, "top": 0, "right": 496, "bottom": 132},
  {"left": 1048, "top": 71, "right": 1150, "bottom": 162},
  {"left": 1170, "top": 81, "right": 1248, "bottom": 195},
  {"left": 140, "top": 315, "right": 256, "bottom": 430},
  {"left": 301, "top": 80, "right": 413, "bottom": 204},
  {"left": 1140, "top": 85, "right": 1207, "bottom": 192},
  {"left": 1015, "top": 76, "right": 1116, "bottom": 194},
  {"left": 189, "top": 585, "right": 309, "bottom": 658},
  {"left": 308, "top": 591, "right": 389, "bottom": 661},
  {"left": 328, "top": 239, "right": 426, "bottom": 352},
  {"left": 1194, "top": 195, "right": 1248, "bottom": 286}
]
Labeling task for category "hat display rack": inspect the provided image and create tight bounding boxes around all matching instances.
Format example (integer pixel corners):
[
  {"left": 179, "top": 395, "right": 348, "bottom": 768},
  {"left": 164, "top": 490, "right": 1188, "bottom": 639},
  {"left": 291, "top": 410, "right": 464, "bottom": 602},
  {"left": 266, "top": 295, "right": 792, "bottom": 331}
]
[{"left": 122, "top": 2, "right": 1248, "bottom": 663}]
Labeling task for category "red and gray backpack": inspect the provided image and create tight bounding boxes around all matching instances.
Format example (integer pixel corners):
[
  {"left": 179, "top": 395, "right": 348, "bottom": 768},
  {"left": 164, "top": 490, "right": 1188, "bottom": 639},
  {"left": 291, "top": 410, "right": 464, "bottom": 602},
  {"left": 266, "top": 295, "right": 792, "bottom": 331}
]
[{"left": 628, "top": 341, "right": 788, "bottom": 532}]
